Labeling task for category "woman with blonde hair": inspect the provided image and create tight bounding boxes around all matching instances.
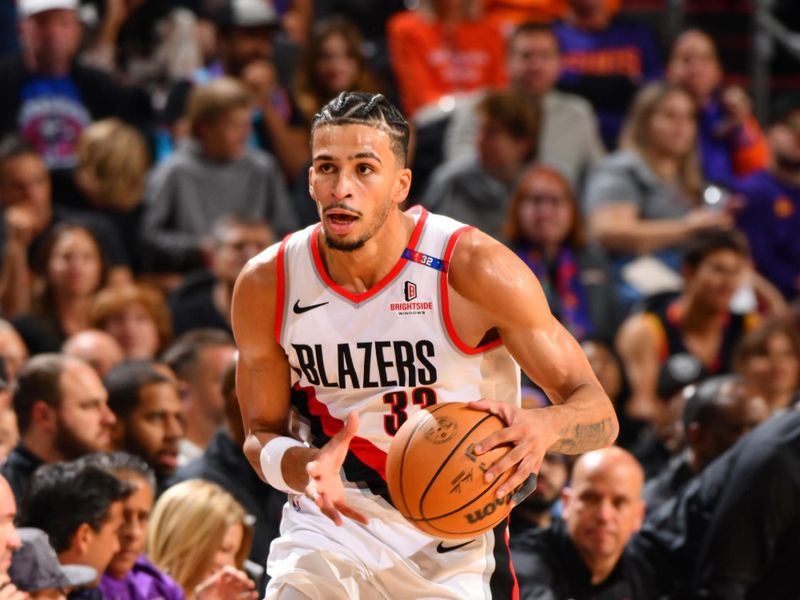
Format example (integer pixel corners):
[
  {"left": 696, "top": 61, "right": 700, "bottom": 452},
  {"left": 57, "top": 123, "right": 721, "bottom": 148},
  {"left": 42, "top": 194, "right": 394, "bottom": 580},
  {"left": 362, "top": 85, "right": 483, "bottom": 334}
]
[
  {"left": 585, "top": 82, "right": 731, "bottom": 302},
  {"left": 72, "top": 118, "right": 150, "bottom": 272},
  {"left": 147, "top": 479, "right": 257, "bottom": 599}
]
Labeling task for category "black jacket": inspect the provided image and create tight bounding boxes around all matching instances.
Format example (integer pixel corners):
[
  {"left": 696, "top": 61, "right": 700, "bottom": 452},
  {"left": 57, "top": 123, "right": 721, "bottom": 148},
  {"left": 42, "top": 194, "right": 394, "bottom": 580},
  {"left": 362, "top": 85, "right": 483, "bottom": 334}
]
[
  {"left": 511, "top": 518, "right": 662, "bottom": 600},
  {"left": 0, "top": 443, "right": 44, "bottom": 507}
]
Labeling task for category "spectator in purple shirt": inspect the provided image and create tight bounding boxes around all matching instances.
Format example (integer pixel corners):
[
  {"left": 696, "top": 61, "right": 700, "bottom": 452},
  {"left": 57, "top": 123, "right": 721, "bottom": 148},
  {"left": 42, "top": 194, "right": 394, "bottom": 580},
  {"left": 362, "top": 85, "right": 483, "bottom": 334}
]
[
  {"left": 553, "top": 0, "right": 662, "bottom": 149},
  {"left": 732, "top": 104, "right": 800, "bottom": 301},
  {"left": 92, "top": 453, "right": 185, "bottom": 600}
]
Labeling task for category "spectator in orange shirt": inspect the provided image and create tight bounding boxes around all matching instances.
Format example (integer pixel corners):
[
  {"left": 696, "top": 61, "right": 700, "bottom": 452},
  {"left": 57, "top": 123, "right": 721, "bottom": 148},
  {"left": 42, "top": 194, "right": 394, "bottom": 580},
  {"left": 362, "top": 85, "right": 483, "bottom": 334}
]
[{"left": 387, "top": 0, "right": 507, "bottom": 120}]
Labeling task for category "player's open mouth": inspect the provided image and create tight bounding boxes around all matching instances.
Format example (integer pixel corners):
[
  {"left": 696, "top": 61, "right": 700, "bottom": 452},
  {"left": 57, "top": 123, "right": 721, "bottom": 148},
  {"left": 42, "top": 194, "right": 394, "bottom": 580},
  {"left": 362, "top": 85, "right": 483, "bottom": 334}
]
[{"left": 325, "top": 212, "right": 359, "bottom": 234}]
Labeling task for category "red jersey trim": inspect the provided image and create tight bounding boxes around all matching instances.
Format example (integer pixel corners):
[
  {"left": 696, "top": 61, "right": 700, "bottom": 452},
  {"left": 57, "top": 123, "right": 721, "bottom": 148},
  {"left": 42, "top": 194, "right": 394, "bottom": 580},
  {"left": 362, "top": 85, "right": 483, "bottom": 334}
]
[
  {"left": 505, "top": 517, "right": 520, "bottom": 600},
  {"left": 440, "top": 226, "right": 503, "bottom": 355},
  {"left": 310, "top": 207, "right": 429, "bottom": 304},
  {"left": 273, "top": 235, "right": 291, "bottom": 346},
  {"left": 303, "top": 385, "right": 387, "bottom": 481}
]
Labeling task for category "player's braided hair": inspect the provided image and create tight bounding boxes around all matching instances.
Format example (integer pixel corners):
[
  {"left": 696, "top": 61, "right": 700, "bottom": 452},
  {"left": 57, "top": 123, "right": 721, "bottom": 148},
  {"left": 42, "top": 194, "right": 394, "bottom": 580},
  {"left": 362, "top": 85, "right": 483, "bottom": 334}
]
[{"left": 311, "top": 92, "right": 410, "bottom": 165}]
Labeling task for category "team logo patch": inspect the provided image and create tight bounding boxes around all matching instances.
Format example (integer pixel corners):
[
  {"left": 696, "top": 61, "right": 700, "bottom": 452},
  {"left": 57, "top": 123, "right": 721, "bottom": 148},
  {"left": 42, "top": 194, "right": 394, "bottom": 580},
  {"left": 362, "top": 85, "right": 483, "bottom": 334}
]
[
  {"left": 390, "top": 281, "right": 432, "bottom": 315},
  {"left": 404, "top": 281, "right": 417, "bottom": 301}
]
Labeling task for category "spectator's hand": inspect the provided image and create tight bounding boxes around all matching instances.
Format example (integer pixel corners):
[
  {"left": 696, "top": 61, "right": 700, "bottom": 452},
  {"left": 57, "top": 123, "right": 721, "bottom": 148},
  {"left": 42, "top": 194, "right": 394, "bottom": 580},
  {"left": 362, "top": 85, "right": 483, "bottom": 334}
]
[
  {"left": 194, "top": 566, "right": 257, "bottom": 600},
  {"left": 0, "top": 574, "right": 28, "bottom": 600},
  {"left": 4, "top": 205, "right": 40, "bottom": 247},
  {"left": 241, "top": 60, "right": 278, "bottom": 105},
  {"left": 305, "top": 412, "right": 369, "bottom": 526},
  {"left": 721, "top": 86, "right": 753, "bottom": 125},
  {"left": 102, "top": 0, "right": 131, "bottom": 32},
  {"left": 685, "top": 208, "right": 732, "bottom": 233},
  {"left": 469, "top": 400, "right": 556, "bottom": 505}
]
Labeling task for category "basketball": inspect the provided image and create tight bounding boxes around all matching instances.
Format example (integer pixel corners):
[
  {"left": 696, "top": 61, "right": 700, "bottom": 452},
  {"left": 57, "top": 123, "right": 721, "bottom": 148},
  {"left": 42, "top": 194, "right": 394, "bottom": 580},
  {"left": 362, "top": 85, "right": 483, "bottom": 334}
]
[{"left": 386, "top": 402, "right": 517, "bottom": 540}]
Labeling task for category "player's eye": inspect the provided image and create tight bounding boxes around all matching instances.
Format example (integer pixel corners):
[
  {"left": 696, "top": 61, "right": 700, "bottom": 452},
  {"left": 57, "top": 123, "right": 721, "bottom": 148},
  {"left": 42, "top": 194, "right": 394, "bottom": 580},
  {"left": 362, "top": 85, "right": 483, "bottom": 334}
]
[
  {"left": 357, "top": 163, "right": 374, "bottom": 174},
  {"left": 318, "top": 163, "right": 335, "bottom": 174}
]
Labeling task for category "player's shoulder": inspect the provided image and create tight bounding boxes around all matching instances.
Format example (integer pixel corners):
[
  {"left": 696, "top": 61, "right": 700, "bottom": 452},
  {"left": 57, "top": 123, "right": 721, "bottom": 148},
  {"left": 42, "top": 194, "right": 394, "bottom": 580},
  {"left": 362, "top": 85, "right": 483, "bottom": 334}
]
[
  {"left": 448, "top": 228, "right": 527, "bottom": 292},
  {"left": 236, "top": 239, "right": 284, "bottom": 293}
]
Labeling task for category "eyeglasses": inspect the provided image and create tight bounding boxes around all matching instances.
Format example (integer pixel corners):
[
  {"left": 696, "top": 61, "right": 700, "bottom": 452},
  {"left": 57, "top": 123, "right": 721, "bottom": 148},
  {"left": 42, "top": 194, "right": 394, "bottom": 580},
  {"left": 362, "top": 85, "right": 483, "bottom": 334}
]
[{"left": 520, "top": 194, "right": 570, "bottom": 207}]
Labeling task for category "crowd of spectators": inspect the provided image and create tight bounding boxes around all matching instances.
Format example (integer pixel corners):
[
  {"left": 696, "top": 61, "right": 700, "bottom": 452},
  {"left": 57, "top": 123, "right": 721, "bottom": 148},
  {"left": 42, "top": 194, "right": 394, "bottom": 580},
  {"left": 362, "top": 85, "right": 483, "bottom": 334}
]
[{"left": 0, "top": 0, "right": 798, "bottom": 598}]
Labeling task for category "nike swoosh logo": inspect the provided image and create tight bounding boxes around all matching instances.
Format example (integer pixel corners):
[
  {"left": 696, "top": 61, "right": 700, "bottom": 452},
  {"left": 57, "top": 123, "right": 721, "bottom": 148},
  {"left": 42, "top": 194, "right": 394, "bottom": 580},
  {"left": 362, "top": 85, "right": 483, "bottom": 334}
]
[
  {"left": 292, "top": 300, "right": 330, "bottom": 314},
  {"left": 436, "top": 540, "right": 474, "bottom": 554}
]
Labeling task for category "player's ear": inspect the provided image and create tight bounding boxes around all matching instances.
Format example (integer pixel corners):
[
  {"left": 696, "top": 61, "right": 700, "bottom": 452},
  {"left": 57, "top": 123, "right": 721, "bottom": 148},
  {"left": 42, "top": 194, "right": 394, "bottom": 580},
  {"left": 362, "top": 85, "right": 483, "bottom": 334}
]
[
  {"left": 392, "top": 168, "right": 412, "bottom": 204},
  {"left": 307, "top": 165, "right": 316, "bottom": 200}
]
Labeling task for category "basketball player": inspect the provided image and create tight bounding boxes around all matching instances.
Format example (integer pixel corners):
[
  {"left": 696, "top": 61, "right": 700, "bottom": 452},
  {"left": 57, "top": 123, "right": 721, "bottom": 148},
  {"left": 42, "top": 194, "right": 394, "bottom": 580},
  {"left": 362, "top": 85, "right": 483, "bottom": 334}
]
[{"left": 232, "top": 92, "right": 618, "bottom": 599}]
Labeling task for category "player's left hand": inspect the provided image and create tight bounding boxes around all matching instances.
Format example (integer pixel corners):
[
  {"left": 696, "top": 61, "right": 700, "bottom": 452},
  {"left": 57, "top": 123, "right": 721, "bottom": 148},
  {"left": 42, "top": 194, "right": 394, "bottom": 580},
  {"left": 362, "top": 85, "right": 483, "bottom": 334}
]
[{"left": 468, "top": 399, "right": 558, "bottom": 504}]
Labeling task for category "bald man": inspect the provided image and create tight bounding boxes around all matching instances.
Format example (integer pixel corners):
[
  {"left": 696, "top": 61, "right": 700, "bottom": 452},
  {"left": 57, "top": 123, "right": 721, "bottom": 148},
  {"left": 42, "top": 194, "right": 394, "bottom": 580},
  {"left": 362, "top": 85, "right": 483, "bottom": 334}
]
[
  {"left": 62, "top": 330, "right": 125, "bottom": 378},
  {"left": 512, "top": 447, "right": 658, "bottom": 600},
  {"left": 0, "top": 475, "right": 25, "bottom": 598}
]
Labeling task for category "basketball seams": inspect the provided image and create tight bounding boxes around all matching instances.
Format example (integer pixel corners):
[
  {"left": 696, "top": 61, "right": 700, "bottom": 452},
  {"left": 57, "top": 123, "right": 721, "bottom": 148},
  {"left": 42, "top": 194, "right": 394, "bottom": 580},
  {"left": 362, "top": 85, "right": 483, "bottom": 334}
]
[
  {"left": 416, "top": 414, "right": 495, "bottom": 519},
  {"left": 392, "top": 402, "right": 451, "bottom": 518}
]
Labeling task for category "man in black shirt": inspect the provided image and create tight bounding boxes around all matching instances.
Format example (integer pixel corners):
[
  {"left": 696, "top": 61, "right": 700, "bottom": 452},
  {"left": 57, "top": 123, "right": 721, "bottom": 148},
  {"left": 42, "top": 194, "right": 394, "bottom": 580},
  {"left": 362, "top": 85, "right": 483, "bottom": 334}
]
[
  {"left": 1, "top": 354, "right": 115, "bottom": 504},
  {"left": 512, "top": 446, "right": 658, "bottom": 599},
  {"left": 638, "top": 408, "right": 800, "bottom": 599},
  {"left": 643, "top": 374, "right": 769, "bottom": 515}
]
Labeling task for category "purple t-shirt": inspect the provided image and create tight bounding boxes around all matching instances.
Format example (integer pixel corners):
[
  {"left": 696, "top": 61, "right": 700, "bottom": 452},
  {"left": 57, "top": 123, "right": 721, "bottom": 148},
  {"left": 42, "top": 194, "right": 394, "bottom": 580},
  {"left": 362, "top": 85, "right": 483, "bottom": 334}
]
[
  {"left": 553, "top": 17, "right": 662, "bottom": 149},
  {"left": 99, "top": 556, "right": 185, "bottom": 600},
  {"left": 733, "top": 169, "right": 800, "bottom": 300}
]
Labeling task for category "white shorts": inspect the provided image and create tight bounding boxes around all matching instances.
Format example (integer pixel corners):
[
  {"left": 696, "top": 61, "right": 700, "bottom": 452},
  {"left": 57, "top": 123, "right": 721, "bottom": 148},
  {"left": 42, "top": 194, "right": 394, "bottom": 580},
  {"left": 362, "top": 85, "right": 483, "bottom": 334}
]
[{"left": 265, "top": 490, "right": 518, "bottom": 600}]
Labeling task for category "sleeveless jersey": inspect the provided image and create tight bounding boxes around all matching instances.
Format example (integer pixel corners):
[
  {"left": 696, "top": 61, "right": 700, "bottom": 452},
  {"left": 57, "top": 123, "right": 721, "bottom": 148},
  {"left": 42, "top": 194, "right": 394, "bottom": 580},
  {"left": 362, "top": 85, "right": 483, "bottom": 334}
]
[{"left": 275, "top": 206, "right": 521, "bottom": 503}]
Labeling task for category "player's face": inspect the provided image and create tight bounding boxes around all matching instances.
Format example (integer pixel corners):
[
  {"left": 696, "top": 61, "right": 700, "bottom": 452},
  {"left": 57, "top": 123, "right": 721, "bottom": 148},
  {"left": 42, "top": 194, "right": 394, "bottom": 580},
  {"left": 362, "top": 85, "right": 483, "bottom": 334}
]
[
  {"left": 310, "top": 124, "right": 410, "bottom": 252},
  {"left": 564, "top": 462, "right": 644, "bottom": 562}
]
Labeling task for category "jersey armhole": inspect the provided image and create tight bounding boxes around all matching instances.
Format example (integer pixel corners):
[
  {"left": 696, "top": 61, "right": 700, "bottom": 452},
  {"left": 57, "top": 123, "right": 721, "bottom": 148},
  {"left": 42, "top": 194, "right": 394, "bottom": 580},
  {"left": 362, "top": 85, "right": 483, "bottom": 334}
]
[
  {"left": 440, "top": 226, "right": 503, "bottom": 355},
  {"left": 274, "top": 234, "right": 291, "bottom": 346}
]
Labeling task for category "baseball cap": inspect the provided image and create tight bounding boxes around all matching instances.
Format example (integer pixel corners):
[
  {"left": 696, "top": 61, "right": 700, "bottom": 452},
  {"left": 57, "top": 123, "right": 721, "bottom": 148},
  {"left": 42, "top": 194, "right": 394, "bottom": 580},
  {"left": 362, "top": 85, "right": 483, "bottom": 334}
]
[
  {"left": 9, "top": 528, "right": 97, "bottom": 592},
  {"left": 656, "top": 353, "right": 706, "bottom": 400},
  {"left": 17, "top": 0, "right": 78, "bottom": 18},
  {"left": 215, "top": 0, "right": 280, "bottom": 30}
]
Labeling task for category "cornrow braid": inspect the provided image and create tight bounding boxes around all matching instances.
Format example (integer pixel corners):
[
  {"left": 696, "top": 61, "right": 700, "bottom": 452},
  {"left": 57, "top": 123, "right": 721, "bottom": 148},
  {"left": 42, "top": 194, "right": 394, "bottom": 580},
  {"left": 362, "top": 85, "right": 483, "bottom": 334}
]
[{"left": 311, "top": 92, "right": 410, "bottom": 165}]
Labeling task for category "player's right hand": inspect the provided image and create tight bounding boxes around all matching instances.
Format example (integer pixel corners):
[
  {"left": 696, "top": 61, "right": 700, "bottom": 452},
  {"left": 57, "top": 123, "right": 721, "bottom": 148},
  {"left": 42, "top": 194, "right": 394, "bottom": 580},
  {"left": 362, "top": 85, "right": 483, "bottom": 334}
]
[{"left": 305, "top": 412, "right": 369, "bottom": 526}]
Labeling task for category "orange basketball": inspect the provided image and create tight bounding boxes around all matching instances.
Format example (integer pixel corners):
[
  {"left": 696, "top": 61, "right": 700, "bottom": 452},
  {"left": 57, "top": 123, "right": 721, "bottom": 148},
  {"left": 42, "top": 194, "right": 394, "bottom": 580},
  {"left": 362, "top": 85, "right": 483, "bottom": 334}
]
[{"left": 386, "top": 402, "right": 517, "bottom": 540}]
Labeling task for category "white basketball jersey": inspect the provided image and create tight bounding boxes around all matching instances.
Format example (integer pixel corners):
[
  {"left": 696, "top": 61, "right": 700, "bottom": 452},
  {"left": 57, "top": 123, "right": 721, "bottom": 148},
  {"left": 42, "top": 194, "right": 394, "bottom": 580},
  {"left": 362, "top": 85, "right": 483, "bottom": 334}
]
[{"left": 275, "top": 206, "right": 521, "bottom": 502}]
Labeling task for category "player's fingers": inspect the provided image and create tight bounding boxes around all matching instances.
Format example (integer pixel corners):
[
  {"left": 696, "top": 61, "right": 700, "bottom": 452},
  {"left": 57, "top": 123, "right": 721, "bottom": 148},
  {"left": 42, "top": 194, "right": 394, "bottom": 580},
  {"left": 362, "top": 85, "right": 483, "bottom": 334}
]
[
  {"left": 468, "top": 399, "right": 515, "bottom": 425},
  {"left": 497, "top": 457, "right": 539, "bottom": 499},
  {"left": 316, "top": 492, "right": 343, "bottom": 526},
  {"left": 473, "top": 425, "right": 518, "bottom": 457},
  {"left": 335, "top": 499, "right": 369, "bottom": 525},
  {"left": 482, "top": 441, "right": 531, "bottom": 483}
]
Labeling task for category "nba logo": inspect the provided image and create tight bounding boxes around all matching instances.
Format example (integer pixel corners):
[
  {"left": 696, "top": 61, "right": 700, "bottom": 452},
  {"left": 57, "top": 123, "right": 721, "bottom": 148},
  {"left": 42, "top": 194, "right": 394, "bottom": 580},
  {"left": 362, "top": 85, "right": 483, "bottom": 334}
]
[{"left": 404, "top": 281, "right": 417, "bottom": 301}]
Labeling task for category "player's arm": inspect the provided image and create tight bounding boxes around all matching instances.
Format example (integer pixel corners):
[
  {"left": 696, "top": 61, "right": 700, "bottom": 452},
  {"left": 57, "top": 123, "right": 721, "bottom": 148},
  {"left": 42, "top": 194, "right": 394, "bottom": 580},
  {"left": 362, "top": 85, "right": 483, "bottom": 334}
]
[
  {"left": 448, "top": 230, "right": 618, "bottom": 497},
  {"left": 231, "top": 245, "right": 310, "bottom": 489},
  {"left": 231, "top": 246, "right": 367, "bottom": 525}
]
